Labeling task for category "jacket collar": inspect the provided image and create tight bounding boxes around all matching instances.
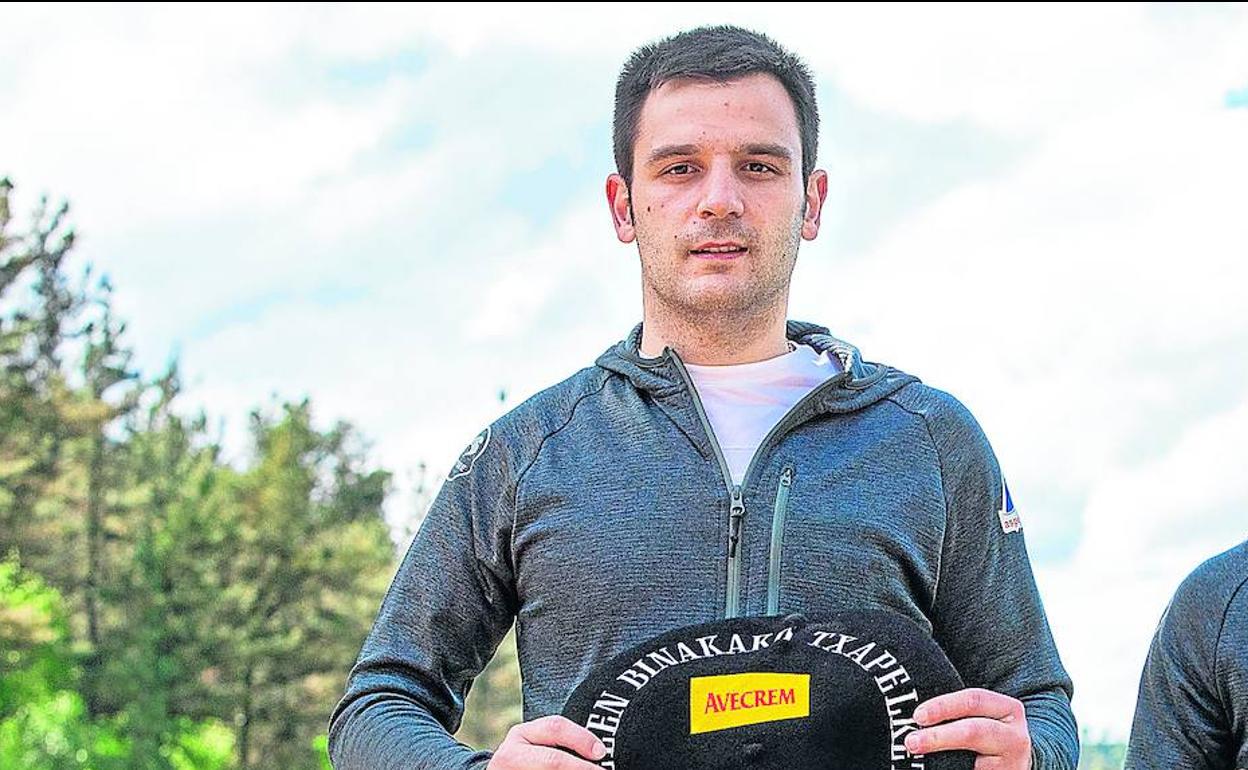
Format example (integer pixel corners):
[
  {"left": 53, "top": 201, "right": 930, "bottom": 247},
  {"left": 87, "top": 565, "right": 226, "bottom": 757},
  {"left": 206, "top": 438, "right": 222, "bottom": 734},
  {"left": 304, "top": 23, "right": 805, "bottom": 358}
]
[
  {"left": 594, "top": 320, "right": 918, "bottom": 459},
  {"left": 597, "top": 319, "right": 879, "bottom": 389}
]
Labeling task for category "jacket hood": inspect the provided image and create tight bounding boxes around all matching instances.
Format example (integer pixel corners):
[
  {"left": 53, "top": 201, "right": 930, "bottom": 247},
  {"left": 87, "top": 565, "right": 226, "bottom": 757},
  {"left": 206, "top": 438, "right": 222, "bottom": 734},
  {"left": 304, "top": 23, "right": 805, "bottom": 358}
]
[{"left": 595, "top": 320, "right": 918, "bottom": 419}]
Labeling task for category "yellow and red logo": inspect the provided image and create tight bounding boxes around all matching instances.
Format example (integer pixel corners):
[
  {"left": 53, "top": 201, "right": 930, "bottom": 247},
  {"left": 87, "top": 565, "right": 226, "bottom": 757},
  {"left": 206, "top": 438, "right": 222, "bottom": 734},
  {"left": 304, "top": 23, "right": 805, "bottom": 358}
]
[{"left": 688, "top": 672, "right": 810, "bottom": 734}]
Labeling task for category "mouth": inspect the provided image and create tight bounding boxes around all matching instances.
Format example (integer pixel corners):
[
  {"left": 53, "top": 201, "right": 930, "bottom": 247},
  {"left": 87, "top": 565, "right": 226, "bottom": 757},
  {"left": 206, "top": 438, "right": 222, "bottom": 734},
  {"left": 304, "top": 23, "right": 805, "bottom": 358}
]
[{"left": 689, "top": 242, "right": 748, "bottom": 260}]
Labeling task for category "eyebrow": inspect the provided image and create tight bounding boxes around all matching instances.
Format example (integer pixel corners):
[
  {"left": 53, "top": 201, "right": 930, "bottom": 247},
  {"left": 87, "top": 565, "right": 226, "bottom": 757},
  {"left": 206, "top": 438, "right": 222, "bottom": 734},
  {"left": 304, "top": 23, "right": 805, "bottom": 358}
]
[{"left": 644, "top": 142, "right": 794, "bottom": 165}]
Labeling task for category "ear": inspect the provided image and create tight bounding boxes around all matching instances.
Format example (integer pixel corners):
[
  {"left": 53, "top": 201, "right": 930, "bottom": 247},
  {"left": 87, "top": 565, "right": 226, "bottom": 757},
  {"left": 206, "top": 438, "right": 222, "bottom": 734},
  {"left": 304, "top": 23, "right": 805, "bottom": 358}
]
[
  {"left": 606, "top": 173, "right": 636, "bottom": 243},
  {"left": 801, "top": 169, "right": 829, "bottom": 241}
]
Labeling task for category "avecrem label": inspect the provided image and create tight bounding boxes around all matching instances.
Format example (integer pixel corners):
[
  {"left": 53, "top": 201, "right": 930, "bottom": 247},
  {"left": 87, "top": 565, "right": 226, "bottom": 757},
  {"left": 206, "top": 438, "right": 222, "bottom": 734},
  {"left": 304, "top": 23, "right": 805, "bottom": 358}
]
[{"left": 688, "top": 672, "right": 810, "bottom": 734}]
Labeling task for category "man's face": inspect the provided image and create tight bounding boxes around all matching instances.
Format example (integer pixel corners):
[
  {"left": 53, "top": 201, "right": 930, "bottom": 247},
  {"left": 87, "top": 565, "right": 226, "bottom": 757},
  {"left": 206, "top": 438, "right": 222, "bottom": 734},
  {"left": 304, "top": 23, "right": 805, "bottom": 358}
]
[{"left": 608, "top": 72, "right": 827, "bottom": 318}]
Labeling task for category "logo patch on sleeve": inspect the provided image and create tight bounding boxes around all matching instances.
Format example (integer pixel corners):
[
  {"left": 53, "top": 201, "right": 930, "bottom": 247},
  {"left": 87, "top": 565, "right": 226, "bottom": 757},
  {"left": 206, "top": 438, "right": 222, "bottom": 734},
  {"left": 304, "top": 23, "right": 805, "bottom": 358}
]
[
  {"left": 448, "top": 426, "right": 491, "bottom": 481},
  {"left": 688, "top": 672, "right": 810, "bottom": 734},
  {"left": 998, "top": 477, "right": 1022, "bottom": 534}
]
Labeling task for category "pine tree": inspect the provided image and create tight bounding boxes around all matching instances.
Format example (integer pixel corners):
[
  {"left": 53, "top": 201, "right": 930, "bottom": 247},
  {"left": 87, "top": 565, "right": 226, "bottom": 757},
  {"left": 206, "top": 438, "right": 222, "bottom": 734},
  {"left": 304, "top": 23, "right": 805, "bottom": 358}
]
[
  {"left": 210, "top": 401, "right": 394, "bottom": 769},
  {"left": 0, "top": 179, "right": 77, "bottom": 584}
]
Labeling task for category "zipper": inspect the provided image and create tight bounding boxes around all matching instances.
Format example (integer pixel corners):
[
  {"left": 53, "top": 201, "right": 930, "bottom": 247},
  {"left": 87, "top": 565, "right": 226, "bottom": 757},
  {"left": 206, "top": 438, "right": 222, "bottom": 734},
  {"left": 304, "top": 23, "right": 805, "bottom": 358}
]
[
  {"left": 667, "top": 352, "right": 745, "bottom": 617},
  {"left": 726, "top": 488, "right": 745, "bottom": 617},
  {"left": 766, "top": 465, "right": 794, "bottom": 615},
  {"left": 668, "top": 348, "right": 850, "bottom": 619}
]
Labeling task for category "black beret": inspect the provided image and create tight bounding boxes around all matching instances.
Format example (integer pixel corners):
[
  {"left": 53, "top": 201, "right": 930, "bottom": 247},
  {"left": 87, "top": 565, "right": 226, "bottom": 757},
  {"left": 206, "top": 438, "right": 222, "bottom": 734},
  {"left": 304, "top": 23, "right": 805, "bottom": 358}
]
[{"left": 562, "top": 609, "right": 975, "bottom": 769}]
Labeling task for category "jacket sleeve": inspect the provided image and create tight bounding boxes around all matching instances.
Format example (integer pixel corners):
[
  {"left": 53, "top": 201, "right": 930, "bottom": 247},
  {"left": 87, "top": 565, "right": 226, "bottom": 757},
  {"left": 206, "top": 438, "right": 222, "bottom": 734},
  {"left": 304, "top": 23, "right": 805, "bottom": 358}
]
[
  {"left": 1124, "top": 559, "right": 1236, "bottom": 770},
  {"left": 327, "top": 426, "right": 519, "bottom": 770},
  {"left": 924, "top": 393, "right": 1079, "bottom": 770}
]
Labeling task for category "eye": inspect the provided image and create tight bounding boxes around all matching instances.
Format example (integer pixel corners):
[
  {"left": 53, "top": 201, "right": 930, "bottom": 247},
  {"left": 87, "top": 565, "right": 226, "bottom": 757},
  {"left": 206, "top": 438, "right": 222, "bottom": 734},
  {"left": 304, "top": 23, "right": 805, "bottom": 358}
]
[
  {"left": 745, "top": 162, "right": 776, "bottom": 174},
  {"left": 664, "top": 163, "right": 695, "bottom": 176}
]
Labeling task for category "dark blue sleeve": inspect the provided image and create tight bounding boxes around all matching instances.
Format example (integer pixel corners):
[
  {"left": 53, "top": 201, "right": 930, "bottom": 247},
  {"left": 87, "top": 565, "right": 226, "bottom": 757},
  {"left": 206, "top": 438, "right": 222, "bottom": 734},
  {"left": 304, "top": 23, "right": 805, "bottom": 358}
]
[
  {"left": 923, "top": 391, "right": 1079, "bottom": 770},
  {"left": 1125, "top": 546, "right": 1246, "bottom": 770}
]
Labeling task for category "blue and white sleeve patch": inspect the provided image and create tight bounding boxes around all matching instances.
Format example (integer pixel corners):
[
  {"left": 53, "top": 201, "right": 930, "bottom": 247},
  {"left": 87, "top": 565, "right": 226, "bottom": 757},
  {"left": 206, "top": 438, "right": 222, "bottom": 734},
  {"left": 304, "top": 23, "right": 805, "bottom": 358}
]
[{"left": 998, "top": 476, "right": 1023, "bottom": 534}]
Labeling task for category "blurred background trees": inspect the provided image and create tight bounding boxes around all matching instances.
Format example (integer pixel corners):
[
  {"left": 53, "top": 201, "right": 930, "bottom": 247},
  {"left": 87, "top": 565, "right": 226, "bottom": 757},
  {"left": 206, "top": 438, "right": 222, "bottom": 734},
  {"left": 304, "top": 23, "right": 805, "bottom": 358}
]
[{"left": 0, "top": 177, "right": 419, "bottom": 769}]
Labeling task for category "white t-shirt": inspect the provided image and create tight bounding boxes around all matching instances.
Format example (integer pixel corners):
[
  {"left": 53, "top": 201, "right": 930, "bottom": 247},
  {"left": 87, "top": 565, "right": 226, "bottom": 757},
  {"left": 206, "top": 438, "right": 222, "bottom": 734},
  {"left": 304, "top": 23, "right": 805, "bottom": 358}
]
[{"left": 684, "top": 342, "right": 843, "bottom": 485}]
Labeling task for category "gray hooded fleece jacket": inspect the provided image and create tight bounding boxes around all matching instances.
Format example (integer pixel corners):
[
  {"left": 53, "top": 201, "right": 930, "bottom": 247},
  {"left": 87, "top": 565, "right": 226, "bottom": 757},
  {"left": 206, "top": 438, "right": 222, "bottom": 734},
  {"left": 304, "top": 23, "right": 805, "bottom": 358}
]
[{"left": 327, "top": 321, "right": 1078, "bottom": 769}]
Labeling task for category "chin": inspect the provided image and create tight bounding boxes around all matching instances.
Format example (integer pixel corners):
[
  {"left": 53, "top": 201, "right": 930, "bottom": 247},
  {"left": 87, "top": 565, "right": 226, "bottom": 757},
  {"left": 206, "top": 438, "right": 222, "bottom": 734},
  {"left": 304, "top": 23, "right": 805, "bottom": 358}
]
[{"left": 676, "top": 288, "right": 761, "bottom": 316}]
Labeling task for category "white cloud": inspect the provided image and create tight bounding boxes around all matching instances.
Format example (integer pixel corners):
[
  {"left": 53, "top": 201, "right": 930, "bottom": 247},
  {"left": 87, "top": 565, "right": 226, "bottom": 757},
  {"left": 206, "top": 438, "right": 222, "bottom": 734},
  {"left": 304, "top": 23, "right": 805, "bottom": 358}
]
[
  {"left": 798, "top": 5, "right": 1246, "bottom": 130},
  {"left": 3, "top": 6, "right": 409, "bottom": 225},
  {"left": 796, "top": 99, "right": 1248, "bottom": 481}
]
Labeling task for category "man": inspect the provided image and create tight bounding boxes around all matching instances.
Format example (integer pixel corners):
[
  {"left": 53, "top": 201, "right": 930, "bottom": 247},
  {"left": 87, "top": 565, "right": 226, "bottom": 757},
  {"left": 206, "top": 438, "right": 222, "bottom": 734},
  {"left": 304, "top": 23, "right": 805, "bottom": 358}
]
[
  {"left": 1125, "top": 539, "right": 1248, "bottom": 769},
  {"left": 328, "top": 25, "right": 1078, "bottom": 770}
]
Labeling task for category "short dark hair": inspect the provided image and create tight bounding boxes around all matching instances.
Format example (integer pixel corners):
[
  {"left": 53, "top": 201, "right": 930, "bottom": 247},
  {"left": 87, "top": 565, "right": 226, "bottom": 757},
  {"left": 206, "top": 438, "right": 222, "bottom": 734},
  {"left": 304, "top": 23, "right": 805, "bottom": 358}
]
[{"left": 613, "top": 25, "right": 819, "bottom": 191}]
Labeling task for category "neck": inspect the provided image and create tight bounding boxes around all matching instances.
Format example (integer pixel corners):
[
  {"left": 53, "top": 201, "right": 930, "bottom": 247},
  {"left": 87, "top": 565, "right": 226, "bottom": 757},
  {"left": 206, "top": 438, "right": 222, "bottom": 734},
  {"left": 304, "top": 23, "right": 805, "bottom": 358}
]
[{"left": 638, "top": 296, "right": 791, "bottom": 365}]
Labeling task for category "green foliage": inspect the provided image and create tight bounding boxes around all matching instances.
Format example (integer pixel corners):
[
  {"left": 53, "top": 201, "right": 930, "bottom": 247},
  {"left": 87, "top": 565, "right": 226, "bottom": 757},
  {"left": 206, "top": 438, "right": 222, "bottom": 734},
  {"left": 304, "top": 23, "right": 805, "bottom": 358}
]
[
  {"left": 0, "top": 556, "right": 74, "bottom": 709},
  {"left": 0, "top": 689, "right": 129, "bottom": 770},
  {"left": 310, "top": 734, "right": 333, "bottom": 770},
  {"left": 204, "top": 401, "right": 396, "bottom": 768},
  {"left": 0, "top": 556, "right": 129, "bottom": 770},
  {"left": 1, "top": 178, "right": 398, "bottom": 769},
  {"left": 0, "top": 178, "right": 82, "bottom": 596},
  {"left": 166, "top": 718, "right": 235, "bottom": 770},
  {"left": 1078, "top": 740, "right": 1126, "bottom": 769}
]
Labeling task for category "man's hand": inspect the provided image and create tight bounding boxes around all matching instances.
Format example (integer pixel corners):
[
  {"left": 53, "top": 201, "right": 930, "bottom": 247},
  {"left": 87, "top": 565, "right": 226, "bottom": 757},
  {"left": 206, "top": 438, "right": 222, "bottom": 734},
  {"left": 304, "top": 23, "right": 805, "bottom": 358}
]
[
  {"left": 904, "top": 688, "right": 1032, "bottom": 770},
  {"left": 487, "top": 715, "right": 607, "bottom": 769}
]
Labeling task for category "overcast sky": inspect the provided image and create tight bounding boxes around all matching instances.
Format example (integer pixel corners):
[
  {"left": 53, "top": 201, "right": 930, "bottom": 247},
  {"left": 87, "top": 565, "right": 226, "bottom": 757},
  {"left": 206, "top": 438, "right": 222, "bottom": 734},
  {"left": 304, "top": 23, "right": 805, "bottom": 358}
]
[{"left": 3, "top": 3, "right": 1247, "bottom": 740}]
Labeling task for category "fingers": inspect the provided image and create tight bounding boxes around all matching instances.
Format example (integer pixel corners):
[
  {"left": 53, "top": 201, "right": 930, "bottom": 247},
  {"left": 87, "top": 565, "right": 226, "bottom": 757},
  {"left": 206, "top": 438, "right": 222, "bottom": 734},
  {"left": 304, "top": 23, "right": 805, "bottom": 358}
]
[
  {"left": 904, "top": 716, "right": 1023, "bottom": 756},
  {"left": 512, "top": 715, "right": 607, "bottom": 759},
  {"left": 905, "top": 688, "right": 1031, "bottom": 767},
  {"left": 914, "top": 688, "right": 1025, "bottom": 725},
  {"left": 495, "top": 744, "right": 607, "bottom": 769},
  {"left": 489, "top": 715, "right": 607, "bottom": 769}
]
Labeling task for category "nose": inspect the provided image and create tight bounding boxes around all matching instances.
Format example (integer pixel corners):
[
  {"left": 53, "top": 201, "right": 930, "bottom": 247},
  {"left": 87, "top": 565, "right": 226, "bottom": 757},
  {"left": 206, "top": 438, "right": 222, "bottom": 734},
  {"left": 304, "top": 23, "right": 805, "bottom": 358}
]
[{"left": 697, "top": 160, "right": 745, "bottom": 220}]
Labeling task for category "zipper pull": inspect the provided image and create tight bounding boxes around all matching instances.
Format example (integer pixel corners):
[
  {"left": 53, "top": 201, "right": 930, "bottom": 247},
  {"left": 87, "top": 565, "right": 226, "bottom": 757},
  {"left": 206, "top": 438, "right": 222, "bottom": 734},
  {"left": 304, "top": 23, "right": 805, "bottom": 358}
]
[
  {"left": 728, "top": 486, "right": 746, "bottom": 558},
  {"left": 779, "top": 467, "right": 794, "bottom": 487}
]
